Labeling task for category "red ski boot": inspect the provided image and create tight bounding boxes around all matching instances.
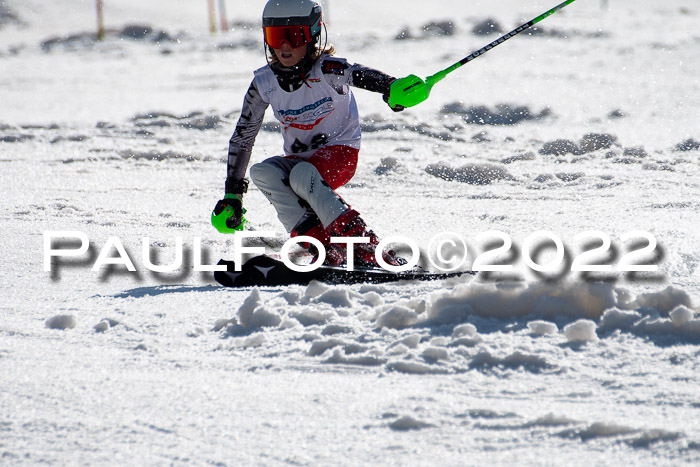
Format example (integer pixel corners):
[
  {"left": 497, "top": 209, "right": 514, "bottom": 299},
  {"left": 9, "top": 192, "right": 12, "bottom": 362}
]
[
  {"left": 291, "top": 221, "right": 345, "bottom": 267},
  {"left": 327, "top": 209, "right": 405, "bottom": 268}
]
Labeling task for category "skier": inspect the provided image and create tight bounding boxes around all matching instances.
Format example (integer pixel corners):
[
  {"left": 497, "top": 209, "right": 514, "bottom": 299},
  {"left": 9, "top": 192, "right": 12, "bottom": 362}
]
[{"left": 212, "top": 0, "right": 407, "bottom": 268}]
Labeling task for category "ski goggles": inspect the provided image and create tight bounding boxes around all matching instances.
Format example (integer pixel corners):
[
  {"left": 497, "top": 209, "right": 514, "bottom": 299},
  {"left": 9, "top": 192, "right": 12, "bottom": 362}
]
[{"left": 264, "top": 25, "right": 313, "bottom": 49}]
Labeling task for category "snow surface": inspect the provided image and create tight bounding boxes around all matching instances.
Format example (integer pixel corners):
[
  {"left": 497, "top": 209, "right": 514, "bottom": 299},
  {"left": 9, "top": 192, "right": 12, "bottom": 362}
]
[{"left": 2, "top": 0, "right": 700, "bottom": 464}]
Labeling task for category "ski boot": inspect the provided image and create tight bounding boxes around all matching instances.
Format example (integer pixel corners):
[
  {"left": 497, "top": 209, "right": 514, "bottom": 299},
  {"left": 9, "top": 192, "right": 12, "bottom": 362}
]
[
  {"left": 291, "top": 221, "right": 345, "bottom": 267},
  {"left": 327, "top": 209, "right": 405, "bottom": 268}
]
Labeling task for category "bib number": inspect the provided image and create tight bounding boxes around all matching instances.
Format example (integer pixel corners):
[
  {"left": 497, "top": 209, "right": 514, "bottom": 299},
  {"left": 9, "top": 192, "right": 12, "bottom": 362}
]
[{"left": 291, "top": 134, "right": 329, "bottom": 153}]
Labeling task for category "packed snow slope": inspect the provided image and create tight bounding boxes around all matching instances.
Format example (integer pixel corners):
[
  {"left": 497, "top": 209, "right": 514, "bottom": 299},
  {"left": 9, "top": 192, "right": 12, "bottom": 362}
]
[{"left": 1, "top": 0, "right": 700, "bottom": 464}]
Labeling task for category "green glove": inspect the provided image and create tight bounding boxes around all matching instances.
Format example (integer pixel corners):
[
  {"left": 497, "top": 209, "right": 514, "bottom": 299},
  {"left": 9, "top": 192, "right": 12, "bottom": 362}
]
[{"left": 212, "top": 194, "right": 247, "bottom": 233}]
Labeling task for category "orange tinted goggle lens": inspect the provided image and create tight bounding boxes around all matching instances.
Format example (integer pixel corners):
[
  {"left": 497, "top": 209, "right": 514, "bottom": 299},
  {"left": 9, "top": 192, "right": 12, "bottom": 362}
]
[{"left": 264, "top": 25, "right": 311, "bottom": 49}]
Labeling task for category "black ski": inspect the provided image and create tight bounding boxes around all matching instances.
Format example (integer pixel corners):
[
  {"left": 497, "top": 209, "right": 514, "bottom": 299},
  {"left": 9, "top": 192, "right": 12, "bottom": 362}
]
[{"left": 214, "top": 255, "right": 472, "bottom": 287}]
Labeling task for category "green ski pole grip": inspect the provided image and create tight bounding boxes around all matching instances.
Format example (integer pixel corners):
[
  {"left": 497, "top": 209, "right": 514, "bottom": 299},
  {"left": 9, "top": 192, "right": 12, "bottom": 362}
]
[{"left": 388, "top": 74, "right": 431, "bottom": 108}]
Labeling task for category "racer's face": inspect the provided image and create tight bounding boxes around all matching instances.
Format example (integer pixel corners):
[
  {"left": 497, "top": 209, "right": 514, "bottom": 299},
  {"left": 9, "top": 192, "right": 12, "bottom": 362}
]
[{"left": 273, "top": 42, "right": 308, "bottom": 68}]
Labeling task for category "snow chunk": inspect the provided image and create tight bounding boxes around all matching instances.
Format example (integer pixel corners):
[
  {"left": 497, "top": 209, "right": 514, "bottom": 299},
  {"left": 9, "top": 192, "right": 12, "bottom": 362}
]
[
  {"left": 637, "top": 315, "right": 700, "bottom": 341},
  {"left": 386, "top": 361, "right": 448, "bottom": 375},
  {"left": 94, "top": 320, "right": 110, "bottom": 333},
  {"left": 223, "top": 324, "right": 247, "bottom": 337},
  {"left": 315, "top": 289, "right": 353, "bottom": 308},
  {"left": 405, "top": 298, "right": 427, "bottom": 315},
  {"left": 669, "top": 306, "right": 694, "bottom": 327},
  {"left": 608, "top": 109, "right": 626, "bottom": 119},
  {"left": 178, "top": 114, "right": 222, "bottom": 131},
  {"left": 1, "top": 134, "right": 34, "bottom": 143},
  {"left": 360, "top": 291, "right": 384, "bottom": 307},
  {"left": 308, "top": 338, "right": 345, "bottom": 357},
  {"left": 428, "top": 282, "right": 620, "bottom": 323},
  {"left": 387, "top": 344, "right": 409, "bottom": 356},
  {"left": 279, "top": 318, "right": 300, "bottom": 330},
  {"left": 625, "top": 429, "right": 682, "bottom": 448},
  {"left": 502, "top": 151, "right": 536, "bottom": 164},
  {"left": 555, "top": 172, "right": 585, "bottom": 182},
  {"left": 212, "top": 318, "right": 236, "bottom": 332},
  {"left": 394, "top": 26, "right": 413, "bottom": 41},
  {"left": 469, "top": 350, "right": 555, "bottom": 373},
  {"left": 94, "top": 318, "right": 119, "bottom": 333},
  {"left": 301, "top": 333, "right": 320, "bottom": 342},
  {"left": 233, "top": 290, "right": 278, "bottom": 329},
  {"left": 674, "top": 138, "right": 700, "bottom": 152},
  {"left": 187, "top": 327, "right": 205, "bottom": 338},
  {"left": 250, "top": 308, "right": 282, "bottom": 328},
  {"left": 579, "top": 133, "right": 618, "bottom": 153},
  {"left": 429, "top": 301, "right": 476, "bottom": 325},
  {"left": 290, "top": 308, "right": 333, "bottom": 326},
  {"left": 524, "top": 413, "right": 578, "bottom": 427},
  {"left": 429, "top": 336, "right": 449, "bottom": 347},
  {"left": 237, "top": 288, "right": 262, "bottom": 326},
  {"left": 304, "top": 280, "right": 329, "bottom": 299},
  {"left": 45, "top": 314, "right": 76, "bottom": 330},
  {"left": 240, "top": 333, "right": 265, "bottom": 349},
  {"left": 324, "top": 349, "right": 386, "bottom": 366},
  {"left": 635, "top": 286, "right": 695, "bottom": 313},
  {"left": 358, "top": 284, "right": 388, "bottom": 294},
  {"left": 389, "top": 415, "right": 432, "bottom": 431},
  {"left": 452, "top": 323, "right": 477, "bottom": 338},
  {"left": 121, "top": 24, "right": 154, "bottom": 39},
  {"left": 467, "top": 409, "right": 517, "bottom": 419},
  {"left": 391, "top": 334, "right": 421, "bottom": 349},
  {"left": 321, "top": 324, "right": 353, "bottom": 336},
  {"left": 341, "top": 343, "right": 366, "bottom": 355},
  {"left": 422, "top": 20, "right": 456, "bottom": 37},
  {"left": 421, "top": 347, "right": 450, "bottom": 363},
  {"left": 278, "top": 291, "right": 300, "bottom": 305},
  {"left": 598, "top": 308, "right": 641, "bottom": 333},
  {"left": 375, "top": 156, "right": 400, "bottom": 176},
  {"left": 376, "top": 306, "right": 418, "bottom": 329},
  {"left": 622, "top": 146, "right": 649, "bottom": 158},
  {"left": 563, "top": 320, "right": 598, "bottom": 343},
  {"left": 425, "top": 162, "right": 515, "bottom": 185},
  {"left": 472, "top": 18, "right": 503, "bottom": 36},
  {"left": 561, "top": 422, "right": 637, "bottom": 441},
  {"left": 527, "top": 320, "right": 558, "bottom": 335},
  {"left": 449, "top": 336, "right": 483, "bottom": 347},
  {"left": 539, "top": 139, "right": 579, "bottom": 156},
  {"left": 441, "top": 102, "right": 550, "bottom": 125}
]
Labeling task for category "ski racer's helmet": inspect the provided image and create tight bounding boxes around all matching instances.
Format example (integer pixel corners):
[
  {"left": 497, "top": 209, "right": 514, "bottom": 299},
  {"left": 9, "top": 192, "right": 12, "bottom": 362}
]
[{"left": 262, "top": 0, "right": 323, "bottom": 50}]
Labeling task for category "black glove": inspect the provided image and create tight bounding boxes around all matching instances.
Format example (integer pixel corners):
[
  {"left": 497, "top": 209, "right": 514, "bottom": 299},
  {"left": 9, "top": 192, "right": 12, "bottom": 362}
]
[
  {"left": 383, "top": 78, "right": 405, "bottom": 112},
  {"left": 383, "top": 92, "right": 405, "bottom": 112}
]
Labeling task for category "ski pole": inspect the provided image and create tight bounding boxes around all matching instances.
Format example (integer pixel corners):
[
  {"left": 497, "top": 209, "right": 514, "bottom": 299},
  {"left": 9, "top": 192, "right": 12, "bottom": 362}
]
[{"left": 388, "top": 0, "right": 578, "bottom": 109}]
